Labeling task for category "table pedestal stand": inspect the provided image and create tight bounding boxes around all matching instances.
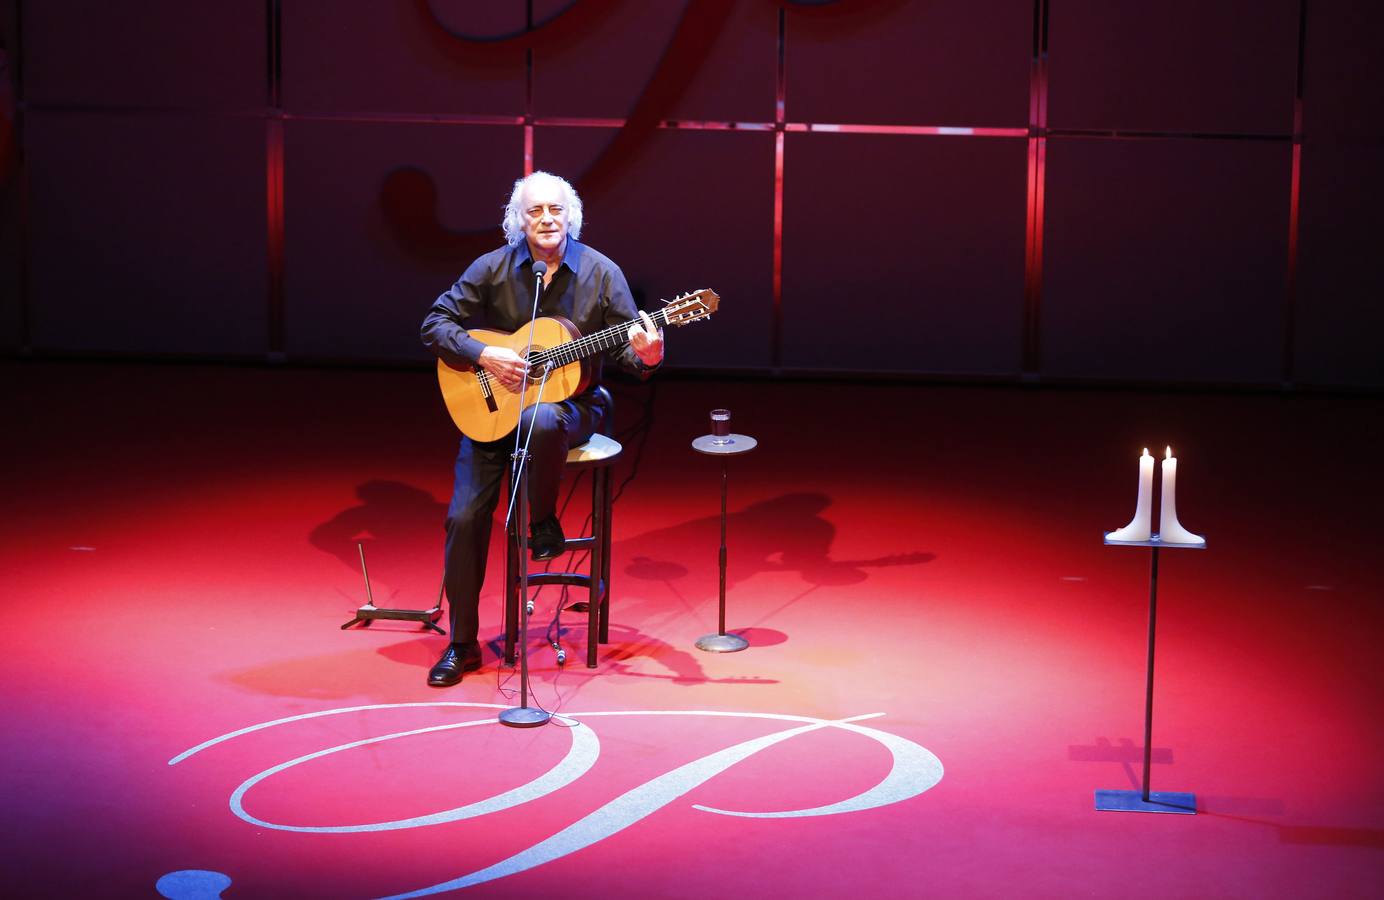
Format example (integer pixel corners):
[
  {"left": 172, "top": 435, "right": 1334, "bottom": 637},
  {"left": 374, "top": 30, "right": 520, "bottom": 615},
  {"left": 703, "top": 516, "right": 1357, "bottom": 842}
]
[
  {"left": 1095, "top": 534, "right": 1205, "bottom": 814},
  {"left": 691, "top": 432, "right": 757, "bottom": 653}
]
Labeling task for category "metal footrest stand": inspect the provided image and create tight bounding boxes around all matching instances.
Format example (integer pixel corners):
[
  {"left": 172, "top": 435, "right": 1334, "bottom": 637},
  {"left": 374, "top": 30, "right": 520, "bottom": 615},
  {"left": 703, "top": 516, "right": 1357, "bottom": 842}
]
[{"left": 340, "top": 542, "right": 446, "bottom": 635}]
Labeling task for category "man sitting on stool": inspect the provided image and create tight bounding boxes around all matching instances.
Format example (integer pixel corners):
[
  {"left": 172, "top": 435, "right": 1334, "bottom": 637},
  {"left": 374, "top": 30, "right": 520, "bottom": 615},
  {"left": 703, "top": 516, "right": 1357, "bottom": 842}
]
[{"left": 420, "top": 171, "right": 663, "bottom": 686}]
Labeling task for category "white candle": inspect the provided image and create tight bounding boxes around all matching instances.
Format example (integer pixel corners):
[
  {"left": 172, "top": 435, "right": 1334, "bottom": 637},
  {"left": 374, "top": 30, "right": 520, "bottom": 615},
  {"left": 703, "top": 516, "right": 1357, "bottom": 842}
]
[
  {"left": 1158, "top": 445, "right": 1205, "bottom": 545},
  {"left": 1107, "top": 448, "right": 1154, "bottom": 542}
]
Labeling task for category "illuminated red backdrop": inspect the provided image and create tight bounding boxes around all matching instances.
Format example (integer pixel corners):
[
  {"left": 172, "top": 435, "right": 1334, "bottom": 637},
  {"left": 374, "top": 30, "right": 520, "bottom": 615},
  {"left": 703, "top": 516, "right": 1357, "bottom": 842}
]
[{"left": 3, "top": 0, "right": 1382, "bottom": 386}]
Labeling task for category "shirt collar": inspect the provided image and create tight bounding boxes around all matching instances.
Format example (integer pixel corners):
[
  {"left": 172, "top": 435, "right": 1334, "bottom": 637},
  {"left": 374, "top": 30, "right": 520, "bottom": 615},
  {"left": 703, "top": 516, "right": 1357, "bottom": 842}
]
[
  {"left": 516, "top": 236, "right": 582, "bottom": 277},
  {"left": 561, "top": 237, "right": 585, "bottom": 277}
]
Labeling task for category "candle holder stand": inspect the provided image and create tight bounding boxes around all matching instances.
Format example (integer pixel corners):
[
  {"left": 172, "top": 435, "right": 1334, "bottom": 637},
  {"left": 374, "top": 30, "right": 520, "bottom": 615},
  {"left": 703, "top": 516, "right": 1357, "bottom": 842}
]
[
  {"left": 1095, "top": 533, "right": 1206, "bottom": 814},
  {"left": 691, "top": 430, "right": 757, "bottom": 652}
]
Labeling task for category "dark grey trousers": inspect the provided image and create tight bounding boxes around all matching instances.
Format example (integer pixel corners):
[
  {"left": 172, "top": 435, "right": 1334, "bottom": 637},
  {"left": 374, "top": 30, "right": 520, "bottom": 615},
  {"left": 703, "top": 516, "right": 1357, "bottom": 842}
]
[{"left": 442, "top": 397, "right": 605, "bottom": 646}]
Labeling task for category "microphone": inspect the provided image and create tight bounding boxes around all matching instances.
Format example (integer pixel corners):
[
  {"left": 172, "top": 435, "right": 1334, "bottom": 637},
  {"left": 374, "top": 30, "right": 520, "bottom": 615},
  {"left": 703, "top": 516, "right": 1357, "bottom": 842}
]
[
  {"left": 532, "top": 261, "right": 547, "bottom": 279},
  {"left": 552, "top": 641, "right": 566, "bottom": 666}
]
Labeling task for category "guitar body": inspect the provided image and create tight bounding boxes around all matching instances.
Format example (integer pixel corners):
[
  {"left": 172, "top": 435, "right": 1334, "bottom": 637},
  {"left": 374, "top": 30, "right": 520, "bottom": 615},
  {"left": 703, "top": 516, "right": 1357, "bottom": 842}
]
[
  {"left": 433, "top": 289, "right": 721, "bottom": 441},
  {"left": 436, "top": 316, "right": 591, "bottom": 442}
]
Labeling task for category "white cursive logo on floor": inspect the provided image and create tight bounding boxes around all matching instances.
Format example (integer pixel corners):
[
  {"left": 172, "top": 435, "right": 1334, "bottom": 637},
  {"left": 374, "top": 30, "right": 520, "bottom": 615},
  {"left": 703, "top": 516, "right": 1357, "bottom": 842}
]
[{"left": 170, "top": 704, "right": 944, "bottom": 898}]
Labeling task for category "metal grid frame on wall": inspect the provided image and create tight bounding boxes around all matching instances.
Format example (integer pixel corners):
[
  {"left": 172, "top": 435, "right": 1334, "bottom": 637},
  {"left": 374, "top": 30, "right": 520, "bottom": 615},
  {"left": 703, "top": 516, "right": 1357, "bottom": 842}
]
[{"left": 6, "top": 0, "right": 1327, "bottom": 387}]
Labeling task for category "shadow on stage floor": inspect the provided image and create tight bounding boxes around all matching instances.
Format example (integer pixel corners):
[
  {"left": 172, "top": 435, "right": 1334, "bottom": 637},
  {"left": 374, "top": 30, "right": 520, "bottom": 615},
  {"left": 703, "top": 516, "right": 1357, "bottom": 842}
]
[{"left": 3, "top": 360, "right": 1381, "bottom": 898}]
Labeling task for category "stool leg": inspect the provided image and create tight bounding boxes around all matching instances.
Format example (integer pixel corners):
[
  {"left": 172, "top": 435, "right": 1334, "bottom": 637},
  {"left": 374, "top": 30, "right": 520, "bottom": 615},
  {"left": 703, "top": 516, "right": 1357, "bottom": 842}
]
[
  {"left": 599, "top": 463, "right": 613, "bottom": 645},
  {"left": 587, "top": 466, "right": 602, "bottom": 668},
  {"left": 504, "top": 519, "right": 519, "bottom": 666}
]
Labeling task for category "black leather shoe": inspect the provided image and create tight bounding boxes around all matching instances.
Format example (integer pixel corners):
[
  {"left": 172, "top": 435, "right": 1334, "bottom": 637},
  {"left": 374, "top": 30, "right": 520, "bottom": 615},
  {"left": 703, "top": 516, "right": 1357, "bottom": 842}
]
[
  {"left": 428, "top": 643, "right": 482, "bottom": 687},
  {"left": 530, "top": 516, "right": 566, "bottom": 561}
]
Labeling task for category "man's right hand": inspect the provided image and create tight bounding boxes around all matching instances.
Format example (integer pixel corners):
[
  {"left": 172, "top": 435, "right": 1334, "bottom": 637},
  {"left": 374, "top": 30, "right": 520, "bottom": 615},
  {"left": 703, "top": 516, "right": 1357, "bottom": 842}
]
[{"left": 478, "top": 346, "right": 530, "bottom": 390}]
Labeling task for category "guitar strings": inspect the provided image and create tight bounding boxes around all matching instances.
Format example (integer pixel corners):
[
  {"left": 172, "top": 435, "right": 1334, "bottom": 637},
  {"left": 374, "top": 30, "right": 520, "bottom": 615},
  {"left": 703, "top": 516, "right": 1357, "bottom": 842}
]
[
  {"left": 527, "top": 306, "right": 679, "bottom": 369},
  {"left": 535, "top": 309, "right": 665, "bottom": 366},
  {"left": 504, "top": 292, "right": 705, "bottom": 375}
]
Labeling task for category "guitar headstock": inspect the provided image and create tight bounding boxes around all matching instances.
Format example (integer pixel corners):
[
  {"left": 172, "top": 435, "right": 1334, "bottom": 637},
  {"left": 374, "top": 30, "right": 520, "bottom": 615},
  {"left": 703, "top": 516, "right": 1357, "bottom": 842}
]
[{"left": 661, "top": 289, "right": 720, "bottom": 327}]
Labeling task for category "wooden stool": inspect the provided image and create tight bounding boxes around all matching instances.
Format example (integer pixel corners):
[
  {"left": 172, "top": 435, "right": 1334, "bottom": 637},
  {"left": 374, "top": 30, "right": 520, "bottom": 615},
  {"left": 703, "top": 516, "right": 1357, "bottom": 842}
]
[{"left": 503, "top": 425, "right": 621, "bottom": 668}]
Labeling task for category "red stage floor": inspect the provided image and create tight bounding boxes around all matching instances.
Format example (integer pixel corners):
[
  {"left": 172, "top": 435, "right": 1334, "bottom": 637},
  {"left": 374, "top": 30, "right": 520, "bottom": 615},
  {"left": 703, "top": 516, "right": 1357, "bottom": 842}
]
[{"left": 3, "top": 361, "right": 1382, "bottom": 898}]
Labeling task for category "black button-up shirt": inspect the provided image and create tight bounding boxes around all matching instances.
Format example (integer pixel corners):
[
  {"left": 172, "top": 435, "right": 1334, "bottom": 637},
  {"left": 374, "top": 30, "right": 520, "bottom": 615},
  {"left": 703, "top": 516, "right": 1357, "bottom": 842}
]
[{"left": 421, "top": 238, "right": 656, "bottom": 389}]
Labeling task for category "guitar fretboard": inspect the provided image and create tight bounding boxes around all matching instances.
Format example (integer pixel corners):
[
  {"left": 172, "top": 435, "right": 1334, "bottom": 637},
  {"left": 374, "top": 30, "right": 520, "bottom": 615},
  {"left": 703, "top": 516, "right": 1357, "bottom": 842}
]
[{"left": 529, "top": 307, "right": 673, "bottom": 370}]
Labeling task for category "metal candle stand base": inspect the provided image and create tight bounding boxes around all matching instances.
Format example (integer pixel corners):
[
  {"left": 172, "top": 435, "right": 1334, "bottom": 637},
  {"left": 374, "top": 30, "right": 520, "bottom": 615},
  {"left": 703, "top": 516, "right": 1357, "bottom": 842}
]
[
  {"left": 692, "top": 432, "right": 758, "bottom": 654},
  {"left": 1094, "top": 789, "right": 1197, "bottom": 814},
  {"left": 1096, "top": 533, "right": 1205, "bottom": 815}
]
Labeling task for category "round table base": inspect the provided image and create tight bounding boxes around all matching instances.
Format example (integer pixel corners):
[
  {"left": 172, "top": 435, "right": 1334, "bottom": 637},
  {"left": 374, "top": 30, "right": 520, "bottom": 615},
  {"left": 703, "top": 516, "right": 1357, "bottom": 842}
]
[{"left": 695, "top": 632, "right": 749, "bottom": 653}]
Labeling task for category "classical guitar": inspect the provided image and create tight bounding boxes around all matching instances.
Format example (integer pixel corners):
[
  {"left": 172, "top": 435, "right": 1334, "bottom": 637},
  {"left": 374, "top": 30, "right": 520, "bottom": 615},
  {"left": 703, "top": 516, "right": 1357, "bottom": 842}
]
[{"left": 437, "top": 288, "right": 719, "bottom": 442}]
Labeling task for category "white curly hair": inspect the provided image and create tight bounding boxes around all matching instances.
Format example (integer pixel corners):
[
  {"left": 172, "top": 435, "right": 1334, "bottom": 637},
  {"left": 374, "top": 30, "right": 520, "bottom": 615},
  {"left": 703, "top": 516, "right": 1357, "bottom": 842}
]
[{"left": 501, "top": 171, "right": 584, "bottom": 247}]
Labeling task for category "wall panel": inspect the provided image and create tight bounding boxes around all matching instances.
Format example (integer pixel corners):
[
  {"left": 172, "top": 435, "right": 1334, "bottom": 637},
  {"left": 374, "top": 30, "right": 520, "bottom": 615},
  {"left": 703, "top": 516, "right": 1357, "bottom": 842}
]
[
  {"left": 282, "top": 120, "right": 522, "bottom": 362},
  {"left": 1295, "top": 140, "right": 1384, "bottom": 388},
  {"left": 1047, "top": 0, "right": 1299, "bottom": 134},
  {"left": 1041, "top": 137, "right": 1291, "bottom": 383},
  {"left": 781, "top": 132, "right": 1027, "bottom": 374},
  {"left": 281, "top": 2, "right": 526, "bottom": 115},
  {"left": 23, "top": 0, "right": 265, "bottom": 109},
  {"left": 25, "top": 112, "right": 267, "bottom": 356},
  {"left": 658, "top": 1, "right": 778, "bottom": 124},
  {"left": 535, "top": 126, "right": 776, "bottom": 370},
  {"left": 0, "top": 178, "right": 19, "bottom": 352},
  {"left": 11, "top": 0, "right": 1381, "bottom": 389},
  {"left": 785, "top": 0, "right": 1031, "bottom": 127},
  {"left": 530, "top": 0, "right": 777, "bottom": 123},
  {"left": 531, "top": 2, "right": 684, "bottom": 120},
  {"left": 1292, "top": 1, "right": 1384, "bottom": 387}
]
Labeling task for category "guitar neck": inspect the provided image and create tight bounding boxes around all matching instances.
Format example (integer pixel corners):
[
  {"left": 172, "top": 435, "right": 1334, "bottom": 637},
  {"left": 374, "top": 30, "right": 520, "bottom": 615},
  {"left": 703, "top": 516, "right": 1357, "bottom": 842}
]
[{"left": 530, "top": 307, "right": 670, "bottom": 369}]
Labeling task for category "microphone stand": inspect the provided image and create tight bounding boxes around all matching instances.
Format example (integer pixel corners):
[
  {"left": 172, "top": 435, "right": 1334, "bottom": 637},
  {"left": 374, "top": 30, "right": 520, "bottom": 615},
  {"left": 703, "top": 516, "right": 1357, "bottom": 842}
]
[{"left": 500, "top": 261, "right": 552, "bottom": 728}]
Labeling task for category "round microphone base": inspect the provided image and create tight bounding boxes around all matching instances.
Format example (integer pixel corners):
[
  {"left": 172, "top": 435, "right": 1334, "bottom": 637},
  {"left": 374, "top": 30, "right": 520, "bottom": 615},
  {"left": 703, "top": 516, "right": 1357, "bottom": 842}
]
[{"left": 499, "top": 706, "right": 551, "bottom": 728}]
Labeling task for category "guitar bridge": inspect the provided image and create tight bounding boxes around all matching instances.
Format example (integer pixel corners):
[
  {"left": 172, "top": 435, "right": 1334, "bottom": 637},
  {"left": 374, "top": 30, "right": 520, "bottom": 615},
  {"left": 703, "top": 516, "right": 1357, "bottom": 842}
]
[{"left": 476, "top": 369, "right": 499, "bottom": 413}]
